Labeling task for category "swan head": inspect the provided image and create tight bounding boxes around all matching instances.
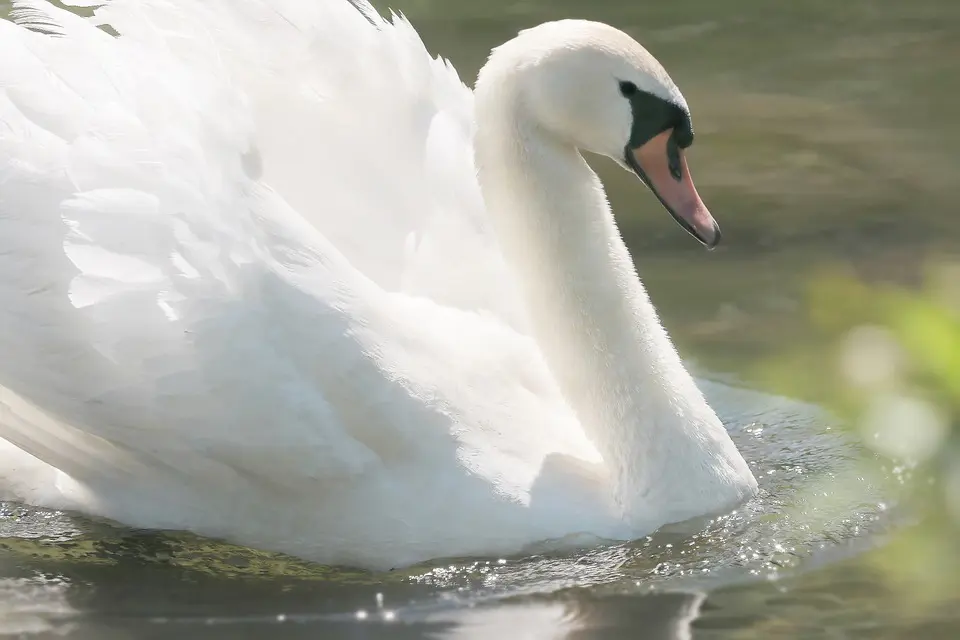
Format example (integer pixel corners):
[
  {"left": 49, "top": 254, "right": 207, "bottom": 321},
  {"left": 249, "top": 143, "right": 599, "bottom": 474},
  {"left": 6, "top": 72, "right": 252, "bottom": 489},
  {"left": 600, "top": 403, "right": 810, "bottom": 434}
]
[{"left": 477, "top": 20, "right": 719, "bottom": 248}]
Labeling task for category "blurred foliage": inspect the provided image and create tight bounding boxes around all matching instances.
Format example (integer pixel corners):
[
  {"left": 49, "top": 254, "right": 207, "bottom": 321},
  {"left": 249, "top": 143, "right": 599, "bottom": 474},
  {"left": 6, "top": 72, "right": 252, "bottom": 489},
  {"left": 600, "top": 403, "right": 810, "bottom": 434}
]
[{"left": 758, "top": 263, "right": 960, "bottom": 618}]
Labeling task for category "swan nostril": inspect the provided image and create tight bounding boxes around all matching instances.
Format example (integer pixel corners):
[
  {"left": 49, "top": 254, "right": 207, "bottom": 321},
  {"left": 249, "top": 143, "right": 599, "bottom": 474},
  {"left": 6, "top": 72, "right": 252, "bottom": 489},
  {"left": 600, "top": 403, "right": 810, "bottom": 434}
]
[{"left": 667, "top": 135, "right": 682, "bottom": 182}]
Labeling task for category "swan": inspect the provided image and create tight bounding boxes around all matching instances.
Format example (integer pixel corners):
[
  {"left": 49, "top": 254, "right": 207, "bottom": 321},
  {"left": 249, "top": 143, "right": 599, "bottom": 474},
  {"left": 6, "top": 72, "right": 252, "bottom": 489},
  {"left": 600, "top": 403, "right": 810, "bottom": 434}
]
[{"left": 0, "top": 0, "right": 757, "bottom": 570}]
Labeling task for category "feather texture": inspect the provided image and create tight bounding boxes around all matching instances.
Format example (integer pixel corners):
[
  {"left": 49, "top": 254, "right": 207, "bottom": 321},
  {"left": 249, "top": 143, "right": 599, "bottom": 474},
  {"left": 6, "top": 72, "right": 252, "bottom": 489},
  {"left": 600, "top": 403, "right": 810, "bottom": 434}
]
[{"left": 0, "top": 0, "right": 593, "bottom": 568}]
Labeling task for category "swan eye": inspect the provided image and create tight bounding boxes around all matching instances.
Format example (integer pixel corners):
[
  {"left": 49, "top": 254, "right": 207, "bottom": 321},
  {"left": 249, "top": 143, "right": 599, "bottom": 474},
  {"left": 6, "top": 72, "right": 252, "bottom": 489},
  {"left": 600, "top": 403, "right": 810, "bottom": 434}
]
[{"left": 618, "top": 81, "right": 638, "bottom": 98}]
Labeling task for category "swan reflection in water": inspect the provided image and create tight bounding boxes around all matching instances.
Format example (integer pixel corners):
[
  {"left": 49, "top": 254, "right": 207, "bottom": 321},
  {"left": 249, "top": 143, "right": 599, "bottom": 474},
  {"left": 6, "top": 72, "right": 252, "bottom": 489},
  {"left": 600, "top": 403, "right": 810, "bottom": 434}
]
[
  {"left": 407, "top": 592, "right": 706, "bottom": 640},
  {"left": 0, "top": 570, "right": 705, "bottom": 639}
]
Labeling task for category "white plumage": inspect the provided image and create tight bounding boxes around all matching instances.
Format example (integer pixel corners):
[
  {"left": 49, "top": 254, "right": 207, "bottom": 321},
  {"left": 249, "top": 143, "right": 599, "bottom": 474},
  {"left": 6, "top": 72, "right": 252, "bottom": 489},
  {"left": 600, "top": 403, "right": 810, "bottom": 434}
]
[{"left": 0, "top": 0, "right": 756, "bottom": 569}]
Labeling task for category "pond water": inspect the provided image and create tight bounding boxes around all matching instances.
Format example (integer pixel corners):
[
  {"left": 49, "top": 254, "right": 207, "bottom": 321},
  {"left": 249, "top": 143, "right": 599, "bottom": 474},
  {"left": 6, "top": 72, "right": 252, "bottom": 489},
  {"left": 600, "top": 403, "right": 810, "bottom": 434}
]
[{"left": 1, "top": 0, "right": 958, "bottom": 637}]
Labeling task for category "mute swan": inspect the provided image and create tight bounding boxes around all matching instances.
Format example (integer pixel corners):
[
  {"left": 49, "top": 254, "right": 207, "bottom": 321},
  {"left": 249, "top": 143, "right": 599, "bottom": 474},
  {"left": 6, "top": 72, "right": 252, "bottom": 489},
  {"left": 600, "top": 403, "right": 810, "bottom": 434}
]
[{"left": 0, "top": 0, "right": 757, "bottom": 569}]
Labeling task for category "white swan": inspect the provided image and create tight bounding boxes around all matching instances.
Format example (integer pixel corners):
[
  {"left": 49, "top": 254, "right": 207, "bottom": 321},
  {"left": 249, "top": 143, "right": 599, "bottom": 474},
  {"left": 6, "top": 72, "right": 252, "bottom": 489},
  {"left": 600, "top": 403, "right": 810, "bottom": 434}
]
[{"left": 0, "top": 0, "right": 757, "bottom": 569}]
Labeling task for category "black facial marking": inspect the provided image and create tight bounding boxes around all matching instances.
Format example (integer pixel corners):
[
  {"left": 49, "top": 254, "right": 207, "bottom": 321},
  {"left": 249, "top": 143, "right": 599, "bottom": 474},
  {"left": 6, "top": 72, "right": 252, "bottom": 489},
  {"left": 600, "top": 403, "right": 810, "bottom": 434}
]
[
  {"left": 620, "top": 84, "right": 693, "bottom": 152},
  {"left": 618, "top": 80, "right": 638, "bottom": 98}
]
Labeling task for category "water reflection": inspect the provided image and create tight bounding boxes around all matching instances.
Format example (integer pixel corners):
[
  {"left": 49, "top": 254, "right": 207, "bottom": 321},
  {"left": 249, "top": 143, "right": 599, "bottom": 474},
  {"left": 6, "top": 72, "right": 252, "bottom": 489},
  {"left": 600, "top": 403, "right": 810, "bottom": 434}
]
[
  {"left": 414, "top": 592, "right": 706, "bottom": 640},
  {"left": 0, "top": 575, "right": 76, "bottom": 636},
  {"left": 0, "top": 567, "right": 707, "bottom": 640}
]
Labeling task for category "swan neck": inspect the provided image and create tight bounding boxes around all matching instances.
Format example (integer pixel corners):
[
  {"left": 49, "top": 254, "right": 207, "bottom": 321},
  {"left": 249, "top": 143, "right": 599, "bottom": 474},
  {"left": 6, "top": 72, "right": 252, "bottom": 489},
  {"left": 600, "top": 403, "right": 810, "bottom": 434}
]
[{"left": 474, "top": 101, "right": 736, "bottom": 516}]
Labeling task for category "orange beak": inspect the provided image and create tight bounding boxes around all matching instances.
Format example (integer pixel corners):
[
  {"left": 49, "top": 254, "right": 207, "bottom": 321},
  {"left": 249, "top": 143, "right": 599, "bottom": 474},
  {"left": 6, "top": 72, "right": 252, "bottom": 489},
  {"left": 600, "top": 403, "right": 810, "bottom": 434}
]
[{"left": 626, "top": 128, "right": 720, "bottom": 249}]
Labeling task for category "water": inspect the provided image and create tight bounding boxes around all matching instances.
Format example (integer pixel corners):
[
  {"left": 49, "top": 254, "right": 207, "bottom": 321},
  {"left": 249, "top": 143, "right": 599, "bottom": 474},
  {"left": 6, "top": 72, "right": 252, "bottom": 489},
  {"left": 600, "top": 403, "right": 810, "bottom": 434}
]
[{"left": 1, "top": 0, "right": 957, "bottom": 637}]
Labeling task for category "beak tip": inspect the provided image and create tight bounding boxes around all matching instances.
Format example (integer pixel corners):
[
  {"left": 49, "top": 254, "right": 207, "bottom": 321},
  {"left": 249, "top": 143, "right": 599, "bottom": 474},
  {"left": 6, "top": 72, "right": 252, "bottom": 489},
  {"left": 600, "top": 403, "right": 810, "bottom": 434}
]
[{"left": 704, "top": 221, "right": 721, "bottom": 250}]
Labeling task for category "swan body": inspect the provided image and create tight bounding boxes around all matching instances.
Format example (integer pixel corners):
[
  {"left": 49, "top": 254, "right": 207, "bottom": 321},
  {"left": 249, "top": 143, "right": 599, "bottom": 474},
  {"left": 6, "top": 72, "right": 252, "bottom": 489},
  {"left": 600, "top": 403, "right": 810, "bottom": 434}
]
[{"left": 0, "top": 0, "right": 757, "bottom": 569}]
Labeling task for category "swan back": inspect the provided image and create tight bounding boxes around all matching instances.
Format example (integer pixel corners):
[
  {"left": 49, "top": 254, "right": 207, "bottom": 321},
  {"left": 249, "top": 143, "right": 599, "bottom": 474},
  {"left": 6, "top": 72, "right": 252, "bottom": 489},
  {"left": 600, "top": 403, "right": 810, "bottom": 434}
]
[{"left": 72, "top": 0, "right": 528, "bottom": 328}]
